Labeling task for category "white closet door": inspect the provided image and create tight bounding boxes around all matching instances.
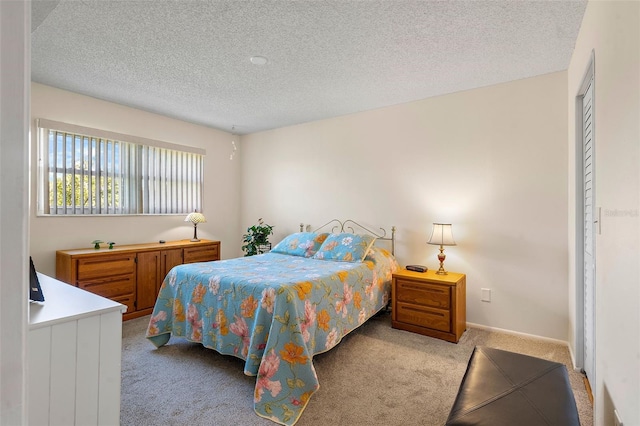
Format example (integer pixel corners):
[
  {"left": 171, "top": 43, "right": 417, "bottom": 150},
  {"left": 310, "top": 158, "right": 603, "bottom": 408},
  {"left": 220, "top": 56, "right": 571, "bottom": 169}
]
[{"left": 583, "top": 77, "right": 595, "bottom": 385}]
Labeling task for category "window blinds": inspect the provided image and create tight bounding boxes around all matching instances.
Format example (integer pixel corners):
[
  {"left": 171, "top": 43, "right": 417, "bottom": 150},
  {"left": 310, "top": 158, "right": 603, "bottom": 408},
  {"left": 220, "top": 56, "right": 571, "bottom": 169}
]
[{"left": 37, "top": 119, "right": 205, "bottom": 215}]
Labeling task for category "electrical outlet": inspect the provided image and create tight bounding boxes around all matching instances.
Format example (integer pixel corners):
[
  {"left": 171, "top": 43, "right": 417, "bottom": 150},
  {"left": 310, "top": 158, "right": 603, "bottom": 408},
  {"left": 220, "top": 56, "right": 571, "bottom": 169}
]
[
  {"left": 614, "top": 409, "right": 623, "bottom": 426},
  {"left": 481, "top": 288, "right": 491, "bottom": 302}
]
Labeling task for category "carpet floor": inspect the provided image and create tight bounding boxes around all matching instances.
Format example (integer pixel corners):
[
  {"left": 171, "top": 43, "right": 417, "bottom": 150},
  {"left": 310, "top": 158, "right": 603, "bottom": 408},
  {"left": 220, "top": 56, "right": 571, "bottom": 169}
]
[{"left": 121, "top": 311, "right": 593, "bottom": 426}]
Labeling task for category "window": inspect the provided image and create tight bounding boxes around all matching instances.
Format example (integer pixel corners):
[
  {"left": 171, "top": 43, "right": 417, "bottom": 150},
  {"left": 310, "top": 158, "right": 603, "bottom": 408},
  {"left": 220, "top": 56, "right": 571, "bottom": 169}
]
[{"left": 37, "top": 119, "right": 205, "bottom": 215}]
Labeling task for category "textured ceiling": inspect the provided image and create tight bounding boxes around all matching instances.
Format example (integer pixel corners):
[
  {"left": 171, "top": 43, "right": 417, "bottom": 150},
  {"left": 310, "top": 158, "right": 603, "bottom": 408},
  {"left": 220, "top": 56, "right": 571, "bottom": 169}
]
[{"left": 31, "top": 1, "right": 587, "bottom": 135}]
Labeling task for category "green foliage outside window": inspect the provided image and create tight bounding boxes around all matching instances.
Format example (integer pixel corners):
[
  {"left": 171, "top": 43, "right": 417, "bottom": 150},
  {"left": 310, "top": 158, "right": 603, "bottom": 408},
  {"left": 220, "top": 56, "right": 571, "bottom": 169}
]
[{"left": 51, "top": 172, "right": 120, "bottom": 210}]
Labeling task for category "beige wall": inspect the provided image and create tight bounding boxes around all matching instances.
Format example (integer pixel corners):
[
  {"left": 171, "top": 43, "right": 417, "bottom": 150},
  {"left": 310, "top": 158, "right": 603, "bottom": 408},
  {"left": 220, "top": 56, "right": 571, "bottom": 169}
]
[
  {"left": 30, "top": 83, "right": 242, "bottom": 276},
  {"left": 241, "top": 72, "right": 569, "bottom": 341},
  {"left": 567, "top": 2, "right": 640, "bottom": 425}
]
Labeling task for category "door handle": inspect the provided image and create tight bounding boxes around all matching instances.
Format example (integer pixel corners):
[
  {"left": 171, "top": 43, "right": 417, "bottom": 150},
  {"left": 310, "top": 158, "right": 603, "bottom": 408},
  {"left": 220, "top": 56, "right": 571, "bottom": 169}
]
[{"left": 594, "top": 207, "right": 601, "bottom": 235}]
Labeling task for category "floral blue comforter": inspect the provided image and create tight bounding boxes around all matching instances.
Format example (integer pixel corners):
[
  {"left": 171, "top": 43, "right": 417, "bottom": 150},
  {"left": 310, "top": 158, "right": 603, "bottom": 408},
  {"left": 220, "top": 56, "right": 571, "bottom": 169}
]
[{"left": 146, "top": 247, "right": 399, "bottom": 425}]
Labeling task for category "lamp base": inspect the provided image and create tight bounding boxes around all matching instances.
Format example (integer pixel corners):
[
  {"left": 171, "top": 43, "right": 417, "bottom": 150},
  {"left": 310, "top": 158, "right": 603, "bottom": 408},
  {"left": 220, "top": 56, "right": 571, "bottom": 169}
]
[
  {"left": 190, "top": 224, "right": 200, "bottom": 242},
  {"left": 436, "top": 246, "right": 448, "bottom": 275}
]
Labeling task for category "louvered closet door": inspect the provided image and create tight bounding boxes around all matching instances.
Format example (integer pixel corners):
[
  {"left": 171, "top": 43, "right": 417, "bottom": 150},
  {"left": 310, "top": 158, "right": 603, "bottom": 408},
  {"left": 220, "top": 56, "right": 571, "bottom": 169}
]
[{"left": 583, "top": 77, "right": 595, "bottom": 385}]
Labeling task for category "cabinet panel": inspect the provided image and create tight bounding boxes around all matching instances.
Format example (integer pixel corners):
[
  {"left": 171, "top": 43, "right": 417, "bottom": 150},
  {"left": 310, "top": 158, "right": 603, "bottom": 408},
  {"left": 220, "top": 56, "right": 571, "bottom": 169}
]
[
  {"left": 78, "top": 274, "right": 135, "bottom": 299},
  {"left": 184, "top": 244, "right": 219, "bottom": 263},
  {"left": 112, "top": 294, "right": 135, "bottom": 315},
  {"left": 77, "top": 255, "right": 136, "bottom": 281},
  {"left": 396, "top": 302, "right": 451, "bottom": 332},
  {"left": 137, "top": 249, "right": 183, "bottom": 311},
  {"left": 395, "top": 279, "right": 450, "bottom": 309},
  {"left": 28, "top": 327, "right": 51, "bottom": 426},
  {"left": 161, "top": 248, "right": 183, "bottom": 277},
  {"left": 49, "top": 321, "right": 77, "bottom": 425},
  {"left": 97, "top": 311, "right": 125, "bottom": 425},
  {"left": 137, "top": 251, "right": 161, "bottom": 311},
  {"left": 75, "top": 315, "right": 100, "bottom": 426}
]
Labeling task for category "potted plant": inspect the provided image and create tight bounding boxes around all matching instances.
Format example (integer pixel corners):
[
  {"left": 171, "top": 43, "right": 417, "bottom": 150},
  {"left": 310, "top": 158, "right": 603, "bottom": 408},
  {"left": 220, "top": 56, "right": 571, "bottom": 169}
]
[{"left": 242, "top": 218, "right": 274, "bottom": 256}]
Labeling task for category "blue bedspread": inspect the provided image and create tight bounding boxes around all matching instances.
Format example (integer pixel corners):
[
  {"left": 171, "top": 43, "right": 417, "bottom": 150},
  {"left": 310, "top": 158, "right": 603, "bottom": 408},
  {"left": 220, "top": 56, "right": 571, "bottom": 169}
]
[{"left": 146, "top": 247, "right": 398, "bottom": 425}]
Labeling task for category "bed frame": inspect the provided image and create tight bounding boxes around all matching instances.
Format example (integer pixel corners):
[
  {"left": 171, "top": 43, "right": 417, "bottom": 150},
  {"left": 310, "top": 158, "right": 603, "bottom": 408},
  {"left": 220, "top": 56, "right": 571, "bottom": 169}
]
[
  {"left": 300, "top": 219, "right": 396, "bottom": 255},
  {"left": 147, "top": 218, "right": 399, "bottom": 425}
]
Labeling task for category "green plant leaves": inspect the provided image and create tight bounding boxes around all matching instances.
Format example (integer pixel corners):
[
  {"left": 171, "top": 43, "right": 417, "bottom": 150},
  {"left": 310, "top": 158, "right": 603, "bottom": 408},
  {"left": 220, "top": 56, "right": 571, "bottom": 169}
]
[{"left": 242, "top": 219, "right": 274, "bottom": 256}]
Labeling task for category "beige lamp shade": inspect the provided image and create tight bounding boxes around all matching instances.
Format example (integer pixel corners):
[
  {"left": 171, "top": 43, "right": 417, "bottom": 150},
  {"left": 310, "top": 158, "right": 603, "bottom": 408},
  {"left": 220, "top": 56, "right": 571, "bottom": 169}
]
[
  {"left": 185, "top": 212, "right": 206, "bottom": 225},
  {"left": 427, "top": 223, "right": 456, "bottom": 246}
]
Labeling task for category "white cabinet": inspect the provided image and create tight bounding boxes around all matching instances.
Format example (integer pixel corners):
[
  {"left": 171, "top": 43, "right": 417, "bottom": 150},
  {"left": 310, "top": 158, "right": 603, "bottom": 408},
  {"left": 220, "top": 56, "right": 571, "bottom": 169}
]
[{"left": 29, "top": 273, "right": 126, "bottom": 425}]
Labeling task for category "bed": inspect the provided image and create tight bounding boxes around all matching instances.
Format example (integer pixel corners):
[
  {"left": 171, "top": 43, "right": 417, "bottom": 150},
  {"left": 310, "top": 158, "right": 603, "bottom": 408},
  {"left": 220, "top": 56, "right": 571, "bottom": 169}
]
[{"left": 146, "top": 220, "right": 399, "bottom": 425}]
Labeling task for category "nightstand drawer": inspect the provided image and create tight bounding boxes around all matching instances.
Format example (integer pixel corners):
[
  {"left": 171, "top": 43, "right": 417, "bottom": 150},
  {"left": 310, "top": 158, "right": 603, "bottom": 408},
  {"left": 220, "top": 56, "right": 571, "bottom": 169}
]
[
  {"left": 396, "top": 302, "right": 451, "bottom": 332},
  {"left": 396, "top": 279, "right": 450, "bottom": 309}
]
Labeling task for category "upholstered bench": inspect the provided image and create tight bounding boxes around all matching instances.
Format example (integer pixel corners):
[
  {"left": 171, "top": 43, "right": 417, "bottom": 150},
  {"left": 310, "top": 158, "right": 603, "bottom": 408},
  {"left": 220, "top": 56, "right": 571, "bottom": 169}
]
[{"left": 446, "top": 346, "right": 580, "bottom": 426}]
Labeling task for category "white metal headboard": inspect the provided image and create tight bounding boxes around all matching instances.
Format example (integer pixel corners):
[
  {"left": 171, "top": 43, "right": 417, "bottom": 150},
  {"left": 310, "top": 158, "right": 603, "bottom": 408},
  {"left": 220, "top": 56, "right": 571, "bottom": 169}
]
[{"left": 300, "top": 219, "right": 395, "bottom": 255}]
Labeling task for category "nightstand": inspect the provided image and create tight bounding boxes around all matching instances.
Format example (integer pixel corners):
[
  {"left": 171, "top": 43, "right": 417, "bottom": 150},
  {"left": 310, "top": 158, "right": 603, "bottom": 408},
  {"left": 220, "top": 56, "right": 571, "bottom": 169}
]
[{"left": 391, "top": 269, "right": 466, "bottom": 343}]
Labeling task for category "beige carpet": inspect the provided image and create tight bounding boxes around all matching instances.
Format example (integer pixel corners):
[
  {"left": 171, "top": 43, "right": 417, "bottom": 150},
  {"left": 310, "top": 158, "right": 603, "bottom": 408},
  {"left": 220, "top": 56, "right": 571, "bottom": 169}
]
[{"left": 121, "top": 312, "right": 593, "bottom": 426}]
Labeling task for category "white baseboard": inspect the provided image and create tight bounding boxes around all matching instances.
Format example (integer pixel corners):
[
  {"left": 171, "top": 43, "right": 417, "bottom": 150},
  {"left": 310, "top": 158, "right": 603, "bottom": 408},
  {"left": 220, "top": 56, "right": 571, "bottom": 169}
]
[{"left": 467, "top": 322, "right": 570, "bottom": 347}]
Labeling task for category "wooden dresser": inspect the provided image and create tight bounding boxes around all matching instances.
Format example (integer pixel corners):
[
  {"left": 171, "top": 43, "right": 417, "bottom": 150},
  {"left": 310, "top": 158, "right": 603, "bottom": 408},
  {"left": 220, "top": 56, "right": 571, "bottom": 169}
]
[
  {"left": 391, "top": 269, "right": 466, "bottom": 343},
  {"left": 56, "top": 239, "right": 220, "bottom": 320}
]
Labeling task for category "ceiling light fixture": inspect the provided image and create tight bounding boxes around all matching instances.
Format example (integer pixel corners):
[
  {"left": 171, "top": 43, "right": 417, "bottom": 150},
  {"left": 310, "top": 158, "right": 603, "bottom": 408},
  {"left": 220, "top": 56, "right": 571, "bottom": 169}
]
[
  {"left": 250, "top": 56, "right": 268, "bottom": 65},
  {"left": 230, "top": 125, "right": 238, "bottom": 160}
]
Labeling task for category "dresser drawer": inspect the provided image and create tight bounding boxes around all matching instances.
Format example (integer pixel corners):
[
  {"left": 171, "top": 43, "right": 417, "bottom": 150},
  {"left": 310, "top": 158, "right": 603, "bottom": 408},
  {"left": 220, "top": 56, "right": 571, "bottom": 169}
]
[
  {"left": 112, "top": 293, "right": 134, "bottom": 314},
  {"left": 395, "top": 302, "right": 451, "bottom": 332},
  {"left": 78, "top": 274, "right": 136, "bottom": 298},
  {"left": 184, "top": 245, "right": 219, "bottom": 263},
  {"left": 396, "top": 278, "right": 450, "bottom": 309},
  {"left": 76, "top": 254, "right": 136, "bottom": 281}
]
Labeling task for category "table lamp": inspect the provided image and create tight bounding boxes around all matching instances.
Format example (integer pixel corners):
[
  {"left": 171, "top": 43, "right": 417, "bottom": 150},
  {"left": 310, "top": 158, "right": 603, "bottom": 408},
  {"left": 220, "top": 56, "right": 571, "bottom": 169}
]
[
  {"left": 427, "top": 223, "right": 456, "bottom": 275},
  {"left": 185, "top": 212, "right": 206, "bottom": 242}
]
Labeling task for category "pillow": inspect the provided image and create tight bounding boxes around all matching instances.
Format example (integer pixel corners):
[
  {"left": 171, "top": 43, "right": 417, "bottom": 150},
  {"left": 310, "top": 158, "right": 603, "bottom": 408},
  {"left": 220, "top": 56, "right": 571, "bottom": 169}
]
[
  {"left": 271, "top": 232, "right": 329, "bottom": 257},
  {"left": 312, "top": 233, "right": 376, "bottom": 263}
]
